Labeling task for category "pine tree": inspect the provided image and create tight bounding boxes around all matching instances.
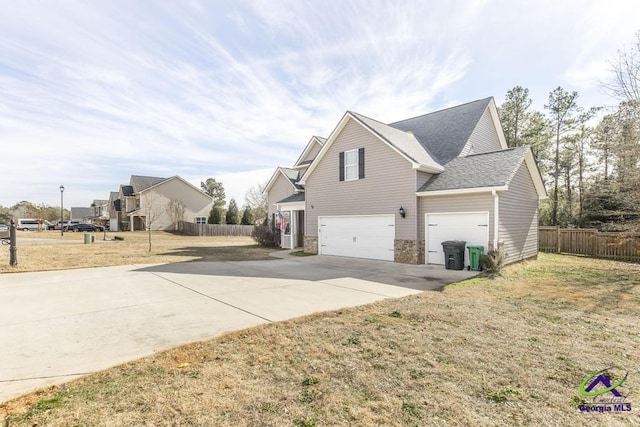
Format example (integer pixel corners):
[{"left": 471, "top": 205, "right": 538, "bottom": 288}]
[
  {"left": 225, "top": 199, "right": 240, "bottom": 225},
  {"left": 208, "top": 207, "right": 224, "bottom": 224},
  {"left": 240, "top": 208, "right": 255, "bottom": 225}
]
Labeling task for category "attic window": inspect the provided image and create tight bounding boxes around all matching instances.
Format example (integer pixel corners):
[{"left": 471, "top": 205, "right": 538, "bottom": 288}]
[
  {"left": 339, "top": 148, "right": 365, "bottom": 181},
  {"left": 345, "top": 149, "right": 358, "bottom": 180}
]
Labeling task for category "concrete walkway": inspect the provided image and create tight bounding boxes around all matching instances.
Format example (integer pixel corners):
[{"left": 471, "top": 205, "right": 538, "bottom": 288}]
[{"left": 0, "top": 255, "right": 477, "bottom": 402}]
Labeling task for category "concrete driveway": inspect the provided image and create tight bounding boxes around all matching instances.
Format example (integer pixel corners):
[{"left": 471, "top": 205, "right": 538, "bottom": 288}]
[{"left": 0, "top": 255, "right": 476, "bottom": 403}]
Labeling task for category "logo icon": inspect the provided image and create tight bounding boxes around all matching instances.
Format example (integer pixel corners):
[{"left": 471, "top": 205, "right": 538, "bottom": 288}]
[
  {"left": 580, "top": 367, "right": 627, "bottom": 397},
  {"left": 577, "top": 366, "right": 632, "bottom": 413}
]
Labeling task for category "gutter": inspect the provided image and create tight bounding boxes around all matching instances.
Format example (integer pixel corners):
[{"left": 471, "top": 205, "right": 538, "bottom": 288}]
[{"left": 492, "top": 189, "right": 499, "bottom": 250}]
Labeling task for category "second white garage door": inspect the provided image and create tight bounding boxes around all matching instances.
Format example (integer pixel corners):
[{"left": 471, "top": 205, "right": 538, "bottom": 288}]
[
  {"left": 319, "top": 215, "right": 395, "bottom": 261},
  {"left": 425, "top": 212, "right": 489, "bottom": 265}
]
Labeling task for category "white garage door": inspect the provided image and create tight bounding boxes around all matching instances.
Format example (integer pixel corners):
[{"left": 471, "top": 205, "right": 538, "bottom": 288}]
[
  {"left": 319, "top": 215, "right": 395, "bottom": 261},
  {"left": 425, "top": 212, "right": 489, "bottom": 265}
]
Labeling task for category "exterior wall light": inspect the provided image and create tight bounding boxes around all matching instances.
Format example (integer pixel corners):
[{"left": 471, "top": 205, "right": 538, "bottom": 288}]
[{"left": 399, "top": 206, "right": 406, "bottom": 218}]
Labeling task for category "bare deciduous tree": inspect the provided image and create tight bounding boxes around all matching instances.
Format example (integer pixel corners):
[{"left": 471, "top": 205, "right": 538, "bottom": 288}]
[
  {"left": 141, "top": 192, "right": 162, "bottom": 252},
  {"left": 165, "top": 199, "right": 185, "bottom": 231},
  {"left": 603, "top": 31, "right": 640, "bottom": 105},
  {"left": 244, "top": 180, "right": 268, "bottom": 224}
]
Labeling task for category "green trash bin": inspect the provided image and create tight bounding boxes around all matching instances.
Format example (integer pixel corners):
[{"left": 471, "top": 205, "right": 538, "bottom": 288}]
[
  {"left": 467, "top": 245, "right": 484, "bottom": 271},
  {"left": 84, "top": 233, "right": 91, "bottom": 244}
]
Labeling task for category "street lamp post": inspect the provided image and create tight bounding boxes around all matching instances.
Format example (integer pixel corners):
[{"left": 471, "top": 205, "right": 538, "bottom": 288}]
[{"left": 60, "top": 185, "right": 65, "bottom": 236}]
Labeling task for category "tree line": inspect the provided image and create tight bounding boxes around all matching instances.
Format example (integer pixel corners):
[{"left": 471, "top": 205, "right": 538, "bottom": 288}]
[
  {"left": 498, "top": 32, "right": 640, "bottom": 231},
  {"left": 199, "top": 178, "right": 267, "bottom": 226},
  {"left": 0, "top": 201, "right": 67, "bottom": 225}
]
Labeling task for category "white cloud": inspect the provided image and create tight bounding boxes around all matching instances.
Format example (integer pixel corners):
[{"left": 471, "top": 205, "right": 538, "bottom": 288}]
[
  {"left": 0, "top": 0, "right": 637, "bottom": 208},
  {"left": 212, "top": 168, "right": 275, "bottom": 208}
]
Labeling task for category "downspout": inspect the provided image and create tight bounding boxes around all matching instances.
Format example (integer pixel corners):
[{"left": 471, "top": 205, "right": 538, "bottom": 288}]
[{"left": 492, "top": 190, "right": 499, "bottom": 250}]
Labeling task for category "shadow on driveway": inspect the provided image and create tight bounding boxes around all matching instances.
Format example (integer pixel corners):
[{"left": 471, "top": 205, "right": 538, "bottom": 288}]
[{"left": 135, "top": 255, "right": 479, "bottom": 292}]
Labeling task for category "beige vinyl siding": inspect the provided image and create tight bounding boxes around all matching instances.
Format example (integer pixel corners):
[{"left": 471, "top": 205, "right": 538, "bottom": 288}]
[
  {"left": 416, "top": 171, "right": 432, "bottom": 190},
  {"left": 141, "top": 178, "right": 212, "bottom": 230},
  {"left": 267, "top": 173, "right": 296, "bottom": 219},
  {"left": 419, "top": 193, "right": 494, "bottom": 244},
  {"left": 498, "top": 162, "right": 539, "bottom": 263},
  {"left": 301, "top": 141, "right": 322, "bottom": 163},
  {"left": 460, "top": 107, "right": 503, "bottom": 156},
  {"left": 305, "top": 118, "right": 417, "bottom": 240}
]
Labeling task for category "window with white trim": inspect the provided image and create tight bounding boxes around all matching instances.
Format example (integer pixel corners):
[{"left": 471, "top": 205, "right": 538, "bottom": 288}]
[
  {"left": 345, "top": 149, "right": 358, "bottom": 180},
  {"left": 195, "top": 216, "right": 207, "bottom": 224}
]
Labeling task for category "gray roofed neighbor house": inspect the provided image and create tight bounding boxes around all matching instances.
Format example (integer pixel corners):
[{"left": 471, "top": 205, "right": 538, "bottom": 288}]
[
  {"left": 130, "top": 175, "right": 167, "bottom": 193},
  {"left": 390, "top": 97, "right": 492, "bottom": 165},
  {"left": 70, "top": 207, "right": 94, "bottom": 220},
  {"left": 418, "top": 147, "right": 530, "bottom": 192},
  {"left": 277, "top": 192, "right": 305, "bottom": 203}
]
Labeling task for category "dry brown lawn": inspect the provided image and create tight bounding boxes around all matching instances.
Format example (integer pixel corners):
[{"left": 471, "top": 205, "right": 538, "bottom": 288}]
[
  {"left": 0, "top": 231, "right": 275, "bottom": 273},
  {"left": 2, "top": 253, "right": 640, "bottom": 426}
]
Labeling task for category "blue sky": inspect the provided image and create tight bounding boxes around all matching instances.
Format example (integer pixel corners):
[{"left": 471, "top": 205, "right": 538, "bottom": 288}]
[{"left": 1, "top": 0, "right": 639, "bottom": 208}]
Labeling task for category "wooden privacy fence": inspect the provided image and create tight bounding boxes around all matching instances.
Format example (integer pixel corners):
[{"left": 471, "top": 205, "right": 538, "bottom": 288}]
[
  {"left": 539, "top": 227, "right": 640, "bottom": 262},
  {"left": 181, "top": 221, "right": 255, "bottom": 237}
]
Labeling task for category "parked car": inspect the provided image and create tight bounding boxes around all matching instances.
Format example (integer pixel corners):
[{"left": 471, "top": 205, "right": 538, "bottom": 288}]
[
  {"left": 17, "top": 218, "right": 40, "bottom": 231},
  {"left": 0, "top": 224, "right": 9, "bottom": 239},
  {"left": 64, "top": 223, "right": 104, "bottom": 232},
  {"left": 43, "top": 220, "right": 55, "bottom": 230},
  {"left": 55, "top": 220, "right": 79, "bottom": 230}
]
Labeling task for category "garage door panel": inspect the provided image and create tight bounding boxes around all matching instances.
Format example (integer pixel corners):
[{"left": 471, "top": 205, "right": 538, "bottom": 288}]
[
  {"left": 426, "top": 212, "right": 489, "bottom": 265},
  {"left": 319, "top": 215, "right": 394, "bottom": 261}
]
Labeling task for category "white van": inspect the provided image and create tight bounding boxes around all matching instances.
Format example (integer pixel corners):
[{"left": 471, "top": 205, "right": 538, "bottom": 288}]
[{"left": 17, "top": 218, "right": 40, "bottom": 231}]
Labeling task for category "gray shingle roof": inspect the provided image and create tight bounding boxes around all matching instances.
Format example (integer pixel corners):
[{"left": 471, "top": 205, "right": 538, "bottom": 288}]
[
  {"left": 277, "top": 192, "right": 305, "bottom": 203},
  {"left": 390, "top": 97, "right": 492, "bottom": 165},
  {"left": 70, "top": 207, "right": 94, "bottom": 220},
  {"left": 350, "top": 112, "right": 443, "bottom": 172},
  {"left": 418, "top": 147, "right": 529, "bottom": 192},
  {"left": 130, "top": 175, "right": 167, "bottom": 193},
  {"left": 280, "top": 168, "right": 304, "bottom": 190}
]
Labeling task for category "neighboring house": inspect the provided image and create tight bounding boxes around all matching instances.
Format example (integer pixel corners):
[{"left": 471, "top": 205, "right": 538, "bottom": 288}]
[
  {"left": 109, "top": 175, "right": 212, "bottom": 232},
  {"left": 71, "top": 200, "right": 110, "bottom": 225},
  {"left": 91, "top": 199, "right": 109, "bottom": 227},
  {"left": 265, "top": 97, "right": 547, "bottom": 266},
  {"left": 108, "top": 191, "right": 120, "bottom": 231},
  {"left": 70, "top": 207, "right": 94, "bottom": 222}
]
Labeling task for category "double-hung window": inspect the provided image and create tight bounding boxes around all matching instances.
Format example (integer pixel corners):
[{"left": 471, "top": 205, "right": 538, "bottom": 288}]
[
  {"left": 195, "top": 216, "right": 207, "bottom": 224},
  {"left": 339, "top": 147, "right": 364, "bottom": 181},
  {"left": 344, "top": 149, "right": 358, "bottom": 181}
]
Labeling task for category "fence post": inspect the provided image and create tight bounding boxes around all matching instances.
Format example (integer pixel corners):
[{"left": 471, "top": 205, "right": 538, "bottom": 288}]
[
  {"left": 556, "top": 226, "right": 561, "bottom": 253},
  {"left": 9, "top": 219, "right": 17, "bottom": 266}
]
